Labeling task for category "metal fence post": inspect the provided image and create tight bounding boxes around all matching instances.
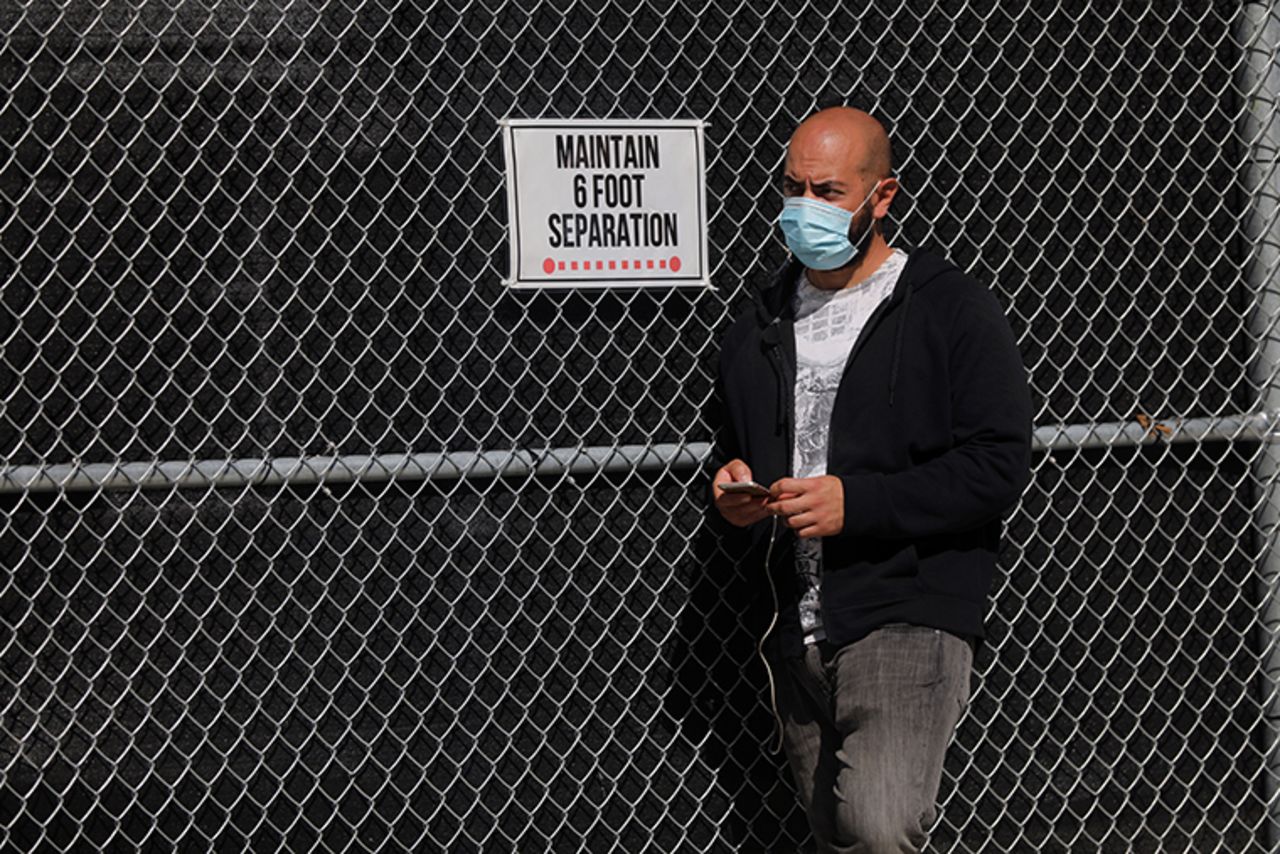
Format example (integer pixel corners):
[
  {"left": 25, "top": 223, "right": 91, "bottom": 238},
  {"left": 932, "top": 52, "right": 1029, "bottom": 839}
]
[{"left": 1238, "top": 3, "right": 1280, "bottom": 844}]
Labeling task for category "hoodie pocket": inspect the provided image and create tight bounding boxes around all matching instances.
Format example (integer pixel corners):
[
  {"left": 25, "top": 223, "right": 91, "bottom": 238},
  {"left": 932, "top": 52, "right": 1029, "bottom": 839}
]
[
  {"left": 821, "top": 539, "right": 920, "bottom": 613},
  {"left": 916, "top": 540, "right": 991, "bottom": 602}
]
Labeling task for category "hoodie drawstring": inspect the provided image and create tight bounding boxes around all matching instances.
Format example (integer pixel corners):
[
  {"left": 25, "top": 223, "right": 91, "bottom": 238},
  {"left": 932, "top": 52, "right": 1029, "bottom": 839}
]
[
  {"left": 762, "top": 318, "right": 787, "bottom": 437},
  {"left": 888, "top": 278, "right": 913, "bottom": 407}
]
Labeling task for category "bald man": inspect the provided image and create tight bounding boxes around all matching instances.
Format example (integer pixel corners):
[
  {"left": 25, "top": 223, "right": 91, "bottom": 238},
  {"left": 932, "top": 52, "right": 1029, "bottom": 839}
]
[{"left": 710, "top": 108, "right": 1032, "bottom": 852}]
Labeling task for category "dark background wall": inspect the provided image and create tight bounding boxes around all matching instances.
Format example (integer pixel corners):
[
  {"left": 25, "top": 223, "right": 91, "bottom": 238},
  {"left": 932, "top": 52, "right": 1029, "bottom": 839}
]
[{"left": 0, "top": 1, "right": 1269, "bottom": 851}]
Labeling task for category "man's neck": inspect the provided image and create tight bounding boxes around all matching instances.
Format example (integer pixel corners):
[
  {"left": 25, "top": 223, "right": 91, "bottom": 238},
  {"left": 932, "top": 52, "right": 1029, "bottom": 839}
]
[{"left": 805, "top": 233, "right": 894, "bottom": 291}]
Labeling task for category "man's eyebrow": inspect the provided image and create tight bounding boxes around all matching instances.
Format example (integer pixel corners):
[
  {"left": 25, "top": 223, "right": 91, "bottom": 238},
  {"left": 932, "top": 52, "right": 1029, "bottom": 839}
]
[{"left": 780, "top": 175, "right": 845, "bottom": 188}]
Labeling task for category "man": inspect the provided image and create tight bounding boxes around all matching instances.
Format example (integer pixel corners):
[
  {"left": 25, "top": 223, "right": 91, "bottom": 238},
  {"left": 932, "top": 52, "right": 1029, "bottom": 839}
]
[{"left": 710, "top": 107, "right": 1032, "bottom": 853}]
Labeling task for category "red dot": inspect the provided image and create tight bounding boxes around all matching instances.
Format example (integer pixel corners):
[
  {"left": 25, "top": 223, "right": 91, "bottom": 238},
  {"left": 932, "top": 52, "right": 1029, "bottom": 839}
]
[
  {"left": 571, "top": 261, "right": 578, "bottom": 271},
  {"left": 609, "top": 260, "right": 616, "bottom": 270},
  {"left": 558, "top": 261, "right": 565, "bottom": 271},
  {"left": 659, "top": 258, "right": 667, "bottom": 269},
  {"left": 596, "top": 260, "right": 604, "bottom": 270},
  {"left": 621, "top": 260, "right": 629, "bottom": 269},
  {"left": 647, "top": 259, "right": 655, "bottom": 269},
  {"left": 543, "top": 258, "right": 555, "bottom": 275},
  {"left": 669, "top": 256, "right": 681, "bottom": 272}
]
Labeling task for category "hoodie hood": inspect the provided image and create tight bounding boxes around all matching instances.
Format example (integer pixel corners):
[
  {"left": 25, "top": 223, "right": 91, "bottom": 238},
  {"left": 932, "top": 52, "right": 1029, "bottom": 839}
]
[
  {"left": 753, "top": 249, "right": 960, "bottom": 326},
  {"left": 753, "top": 249, "right": 963, "bottom": 406}
]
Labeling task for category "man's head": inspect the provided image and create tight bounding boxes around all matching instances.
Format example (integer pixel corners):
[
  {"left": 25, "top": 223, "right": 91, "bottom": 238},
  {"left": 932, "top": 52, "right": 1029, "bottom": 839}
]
[
  {"left": 779, "top": 107, "right": 900, "bottom": 274},
  {"left": 785, "top": 107, "right": 893, "bottom": 193}
]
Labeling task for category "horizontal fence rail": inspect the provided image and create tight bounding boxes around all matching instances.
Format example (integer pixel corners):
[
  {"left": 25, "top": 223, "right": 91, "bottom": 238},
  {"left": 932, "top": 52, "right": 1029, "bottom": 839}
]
[{"left": 2, "top": 413, "right": 1275, "bottom": 494}]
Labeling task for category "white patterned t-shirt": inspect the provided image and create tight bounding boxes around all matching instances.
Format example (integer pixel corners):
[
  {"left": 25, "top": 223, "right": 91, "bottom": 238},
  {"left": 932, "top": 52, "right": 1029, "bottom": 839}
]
[{"left": 792, "top": 249, "right": 907, "bottom": 643}]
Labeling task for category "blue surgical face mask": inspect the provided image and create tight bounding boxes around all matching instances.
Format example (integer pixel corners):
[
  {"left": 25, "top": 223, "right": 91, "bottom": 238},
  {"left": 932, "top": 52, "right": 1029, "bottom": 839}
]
[{"left": 778, "top": 181, "right": 882, "bottom": 270}]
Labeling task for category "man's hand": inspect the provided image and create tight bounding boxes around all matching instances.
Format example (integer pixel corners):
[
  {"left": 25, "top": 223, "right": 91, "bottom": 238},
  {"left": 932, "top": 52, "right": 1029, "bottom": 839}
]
[
  {"left": 767, "top": 476, "right": 844, "bottom": 538},
  {"left": 712, "top": 459, "right": 772, "bottom": 528}
]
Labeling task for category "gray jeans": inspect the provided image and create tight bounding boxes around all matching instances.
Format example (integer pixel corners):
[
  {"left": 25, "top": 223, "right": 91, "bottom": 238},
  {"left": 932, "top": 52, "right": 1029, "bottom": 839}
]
[{"left": 774, "top": 624, "right": 973, "bottom": 854}]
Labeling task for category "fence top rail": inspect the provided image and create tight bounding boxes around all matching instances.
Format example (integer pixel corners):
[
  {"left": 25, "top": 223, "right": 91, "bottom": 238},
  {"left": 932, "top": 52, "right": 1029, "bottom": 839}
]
[{"left": 0, "top": 413, "right": 1274, "bottom": 495}]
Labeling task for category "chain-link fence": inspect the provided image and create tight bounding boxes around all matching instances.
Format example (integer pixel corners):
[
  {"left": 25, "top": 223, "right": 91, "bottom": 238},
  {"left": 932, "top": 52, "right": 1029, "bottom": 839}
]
[{"left": 3, "top": 0, "right": 1280, "bottom": 851}]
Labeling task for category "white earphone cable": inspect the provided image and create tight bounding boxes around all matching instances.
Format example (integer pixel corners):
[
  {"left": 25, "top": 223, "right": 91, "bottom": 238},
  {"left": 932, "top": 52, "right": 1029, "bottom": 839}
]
[{"left": 756, "top": 514, "right": 784, "bottom": 755}]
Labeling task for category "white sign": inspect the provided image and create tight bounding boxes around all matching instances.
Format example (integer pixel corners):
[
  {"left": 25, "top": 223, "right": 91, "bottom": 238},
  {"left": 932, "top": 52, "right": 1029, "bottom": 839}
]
[{"left": 501, "top": 118, "right": 710, "bottom": 289}]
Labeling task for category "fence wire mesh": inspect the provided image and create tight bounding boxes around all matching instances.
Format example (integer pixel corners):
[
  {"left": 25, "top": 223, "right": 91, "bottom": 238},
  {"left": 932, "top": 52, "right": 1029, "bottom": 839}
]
[{"left": 2, "top": 0, "right": 1280, "bottom": 851}]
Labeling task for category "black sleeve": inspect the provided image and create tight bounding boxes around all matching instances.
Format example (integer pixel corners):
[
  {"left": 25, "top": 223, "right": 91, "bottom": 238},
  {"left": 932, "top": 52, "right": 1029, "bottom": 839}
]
[
  {"left": 707, "top": 341, "right": 743, "bottom": 476},
  {"left": 838, "top": 288, "right": 1033, "bottom": 538}
]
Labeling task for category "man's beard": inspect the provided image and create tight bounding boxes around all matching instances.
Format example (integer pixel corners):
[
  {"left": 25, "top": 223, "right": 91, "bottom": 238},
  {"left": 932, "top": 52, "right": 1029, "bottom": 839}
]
[{"left": 838, "top": 211, "right": 876, "bottom": 269}]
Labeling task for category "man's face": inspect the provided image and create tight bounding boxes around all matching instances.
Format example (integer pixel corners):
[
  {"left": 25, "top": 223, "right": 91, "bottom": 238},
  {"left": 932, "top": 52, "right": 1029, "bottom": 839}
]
[{"left": 776, "top": 110, "right": 899, "bottom": 272}]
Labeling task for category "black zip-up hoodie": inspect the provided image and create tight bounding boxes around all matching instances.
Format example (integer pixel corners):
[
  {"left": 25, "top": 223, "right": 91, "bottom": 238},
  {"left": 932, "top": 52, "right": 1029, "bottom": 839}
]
[{"left": 713, "top": 249, "right": 1033, "bottom": 653}]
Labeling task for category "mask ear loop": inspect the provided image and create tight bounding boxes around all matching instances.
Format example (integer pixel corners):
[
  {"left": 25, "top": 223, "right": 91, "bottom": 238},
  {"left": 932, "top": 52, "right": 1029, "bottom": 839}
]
[
  {"left": 847, "top": 178, "right": 885, "bottom": 248},
  {"left": 856, "top": 179, "right": 884, "bottom": 214},
  {"left": 757, "top": 514, "right": 784, "bottom": 755}
]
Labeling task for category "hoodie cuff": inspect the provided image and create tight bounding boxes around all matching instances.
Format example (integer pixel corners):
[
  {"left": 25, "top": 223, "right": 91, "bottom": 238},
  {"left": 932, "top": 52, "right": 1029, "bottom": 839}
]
[{"left": 839, "top": 473, "right": 887, "bottom": 537}]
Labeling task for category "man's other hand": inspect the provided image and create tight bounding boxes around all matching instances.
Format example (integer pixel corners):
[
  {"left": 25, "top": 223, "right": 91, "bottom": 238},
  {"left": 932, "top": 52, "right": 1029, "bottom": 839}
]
[
  {"left": 712, "top": 459, "right": 772, "bottom": 528},
  {"left": 767, "top": 476, "right": 844, "bottom": 538}
]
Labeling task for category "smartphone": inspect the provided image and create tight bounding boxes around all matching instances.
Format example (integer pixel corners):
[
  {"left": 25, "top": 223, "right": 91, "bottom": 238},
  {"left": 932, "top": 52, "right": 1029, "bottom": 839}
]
[{"left": 717, "top": 480, "right": 771, "bottom": 498}]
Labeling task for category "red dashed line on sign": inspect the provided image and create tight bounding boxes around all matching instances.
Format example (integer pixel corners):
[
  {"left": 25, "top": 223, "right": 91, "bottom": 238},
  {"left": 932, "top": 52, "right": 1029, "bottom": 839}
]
[{"left": 543, "top": 257, "right": 682, "bottom": 276}]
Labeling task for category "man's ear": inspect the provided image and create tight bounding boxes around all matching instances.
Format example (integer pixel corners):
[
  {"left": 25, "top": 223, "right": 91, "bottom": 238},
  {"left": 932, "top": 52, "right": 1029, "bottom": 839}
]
[{"left": 872, "top": 177, "right": 900, "bottom": 220}]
